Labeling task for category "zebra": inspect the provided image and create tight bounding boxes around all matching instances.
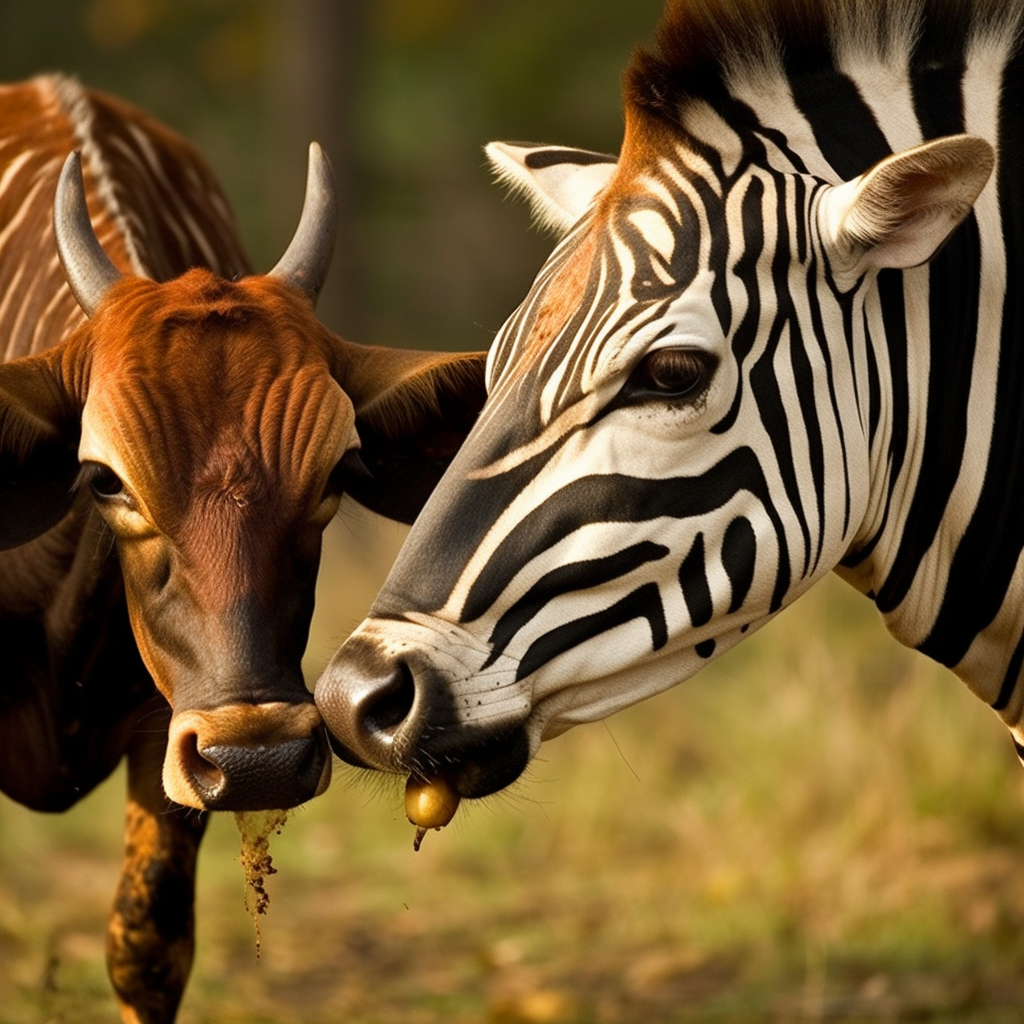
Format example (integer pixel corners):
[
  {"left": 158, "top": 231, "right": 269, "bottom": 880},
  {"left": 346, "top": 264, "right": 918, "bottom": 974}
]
[{"left": 315, "top": 0, "right": 1024, "bottom": 805}]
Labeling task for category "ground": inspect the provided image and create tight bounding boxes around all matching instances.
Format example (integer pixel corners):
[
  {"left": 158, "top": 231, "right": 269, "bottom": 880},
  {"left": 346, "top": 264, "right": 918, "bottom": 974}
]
[{"left": 3, "top": 507, "right": 1024, "bottom": 1023}]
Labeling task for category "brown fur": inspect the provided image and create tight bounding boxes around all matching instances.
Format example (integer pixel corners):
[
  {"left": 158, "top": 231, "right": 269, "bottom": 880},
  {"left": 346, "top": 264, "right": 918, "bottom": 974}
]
[
  {"left": 512, "top": 232, "right": 600, "bottom": 380},
  {"left": 0, "top": 76, "right": 487, "bottom": 1024},
  {"left": 106, "top": 721, "right": 206, "bottom": 1024}
]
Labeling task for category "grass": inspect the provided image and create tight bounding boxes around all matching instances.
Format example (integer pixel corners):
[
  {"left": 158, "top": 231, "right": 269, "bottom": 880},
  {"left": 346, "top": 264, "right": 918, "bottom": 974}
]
[{"left": 3, "top": 503, "right": 1024, "bottom": 1022}]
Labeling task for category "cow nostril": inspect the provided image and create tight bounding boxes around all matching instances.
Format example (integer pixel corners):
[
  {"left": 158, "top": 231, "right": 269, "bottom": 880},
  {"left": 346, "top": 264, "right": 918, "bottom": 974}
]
[
  {"left": 363, "top": 660, "right": 416, "bottom": 737},
  {"left": 180, "top": 731, "right": 226, "bottom": 797}
]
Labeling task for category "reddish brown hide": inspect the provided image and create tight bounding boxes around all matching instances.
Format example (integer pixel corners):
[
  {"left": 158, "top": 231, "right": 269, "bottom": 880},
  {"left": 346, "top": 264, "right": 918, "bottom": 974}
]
[{"left": 0, "top": 76, "right": 485, "bottom": 1024}]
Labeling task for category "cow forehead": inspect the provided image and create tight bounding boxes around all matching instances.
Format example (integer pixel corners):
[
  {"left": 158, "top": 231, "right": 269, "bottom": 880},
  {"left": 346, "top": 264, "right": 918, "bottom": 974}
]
[{"left": 77, "top": 273, "right": 354, "bottom": 517}]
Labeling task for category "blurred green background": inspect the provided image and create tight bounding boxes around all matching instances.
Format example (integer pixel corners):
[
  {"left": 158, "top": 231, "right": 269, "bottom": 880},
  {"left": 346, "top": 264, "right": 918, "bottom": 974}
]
[
  {"left": 0, "top": 0, "right": 663, "bottom": 352},
  {"left": 3, "top": 2, "right": 1024, "bottom": 1022}
]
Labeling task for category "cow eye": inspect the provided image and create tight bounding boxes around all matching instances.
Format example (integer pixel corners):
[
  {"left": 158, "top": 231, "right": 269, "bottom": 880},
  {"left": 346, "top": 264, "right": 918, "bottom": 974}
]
[
  {"left": 633, "top": 348, "right": 714, "bottom": 399},
  {"left": 82, "top": 462, "right": 125, "bottom": 499}
]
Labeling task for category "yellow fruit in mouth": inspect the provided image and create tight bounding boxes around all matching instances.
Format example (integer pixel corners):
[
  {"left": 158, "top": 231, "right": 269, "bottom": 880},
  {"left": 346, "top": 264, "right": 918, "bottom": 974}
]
[{"left": 405, "top": 774, "right": 460, "bottom": 850}]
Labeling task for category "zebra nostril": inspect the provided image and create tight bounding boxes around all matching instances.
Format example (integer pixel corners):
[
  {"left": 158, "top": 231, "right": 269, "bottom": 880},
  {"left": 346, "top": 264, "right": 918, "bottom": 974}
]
[
  {"left": 362, "top": 660, "right": 416, "bottom": 737},
  {"left": 315, "top": 639, "right": 423, "bottom": 769}
]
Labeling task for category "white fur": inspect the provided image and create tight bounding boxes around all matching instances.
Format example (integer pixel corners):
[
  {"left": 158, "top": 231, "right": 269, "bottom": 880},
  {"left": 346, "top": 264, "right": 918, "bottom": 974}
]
[
  {"left": 485, "top": 141, "right": 618, "bottom": 236},
  {"left": 819, "top": 133, "right": 995, "bottom": 285}
]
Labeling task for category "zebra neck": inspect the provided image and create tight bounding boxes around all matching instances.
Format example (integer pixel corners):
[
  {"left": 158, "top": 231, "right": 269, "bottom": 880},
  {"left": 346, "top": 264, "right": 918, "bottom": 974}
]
[
  {"left": 681, "top": 18, "right": 1024, "bottom": 720},
  {"left": 838, "top": 149, "right": 1020, "bottom": 725}
]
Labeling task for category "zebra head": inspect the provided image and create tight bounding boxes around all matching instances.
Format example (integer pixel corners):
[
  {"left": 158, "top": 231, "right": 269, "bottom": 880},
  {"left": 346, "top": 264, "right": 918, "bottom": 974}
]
[{"left": 316, "top": 105, "right": 993, "bottom": 799}]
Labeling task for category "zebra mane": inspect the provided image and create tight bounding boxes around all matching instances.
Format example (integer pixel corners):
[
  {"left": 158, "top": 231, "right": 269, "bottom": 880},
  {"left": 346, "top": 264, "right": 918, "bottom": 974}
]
[{"left": 625, "top": 0, "right": 1022, "bottom": 127}]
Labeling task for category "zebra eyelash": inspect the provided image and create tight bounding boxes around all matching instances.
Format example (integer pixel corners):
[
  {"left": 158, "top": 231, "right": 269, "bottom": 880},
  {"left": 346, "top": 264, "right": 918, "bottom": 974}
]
[{"left": 615, "top": 347, "right": 719, "bottom": 409}]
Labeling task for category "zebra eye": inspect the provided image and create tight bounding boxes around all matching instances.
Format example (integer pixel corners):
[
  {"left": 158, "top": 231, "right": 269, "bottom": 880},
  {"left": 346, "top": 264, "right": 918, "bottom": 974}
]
[
  {"left": 634, "top": 348, "right": 714, "bottom": 399},
  {"left": 82, "top": 462, "right": 125, "bottom": 500}
]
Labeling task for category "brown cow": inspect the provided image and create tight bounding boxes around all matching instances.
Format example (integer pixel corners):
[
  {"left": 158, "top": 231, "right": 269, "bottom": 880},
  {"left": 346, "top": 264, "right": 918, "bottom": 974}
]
[{"left": 0, "top": 75, "right": 485, "bottom": 1024}]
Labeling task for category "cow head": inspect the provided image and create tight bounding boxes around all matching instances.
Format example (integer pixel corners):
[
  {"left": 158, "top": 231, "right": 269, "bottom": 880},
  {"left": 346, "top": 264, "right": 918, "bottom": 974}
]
[{"left": 0, "top": 147, "right": 486, "bottom": 811}]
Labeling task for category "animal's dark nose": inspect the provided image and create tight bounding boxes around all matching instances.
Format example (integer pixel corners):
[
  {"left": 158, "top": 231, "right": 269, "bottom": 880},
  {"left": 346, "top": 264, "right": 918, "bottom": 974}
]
[
  {"left": 180, "top": 731, "right": 329, "bottom": 811},
  {"left": 314, "top": 641, "right": 418, "bottom": 771},
  {"left": 164, "top": 702, "right": 332, "bottom": 810},
  {"left": 315, "top": 635, "right": 534, "bottom": 798}
]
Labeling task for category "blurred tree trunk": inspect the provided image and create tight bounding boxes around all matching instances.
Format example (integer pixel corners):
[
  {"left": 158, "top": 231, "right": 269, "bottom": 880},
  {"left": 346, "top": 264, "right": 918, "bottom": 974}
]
[{"left": 268, "top": 0, "right": 367, "bottom": 339}]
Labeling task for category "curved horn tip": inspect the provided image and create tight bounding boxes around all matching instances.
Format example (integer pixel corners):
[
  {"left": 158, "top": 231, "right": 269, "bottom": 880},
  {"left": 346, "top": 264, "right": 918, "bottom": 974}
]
[
  {"left": 268, "top": 141, "right": 339, "bottom": 308},
  {"left": 54, "top": 150, "right": 123, "bottom": 317}
]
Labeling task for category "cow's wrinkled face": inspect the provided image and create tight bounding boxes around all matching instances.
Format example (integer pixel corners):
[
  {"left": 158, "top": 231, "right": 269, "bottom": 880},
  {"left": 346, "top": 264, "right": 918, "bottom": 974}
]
[
  {"left": 76, "top": 271, "right": 355, "bottom": 808},
  {"left": 0, "top": 145, "right": 492, "bottom": 812}
]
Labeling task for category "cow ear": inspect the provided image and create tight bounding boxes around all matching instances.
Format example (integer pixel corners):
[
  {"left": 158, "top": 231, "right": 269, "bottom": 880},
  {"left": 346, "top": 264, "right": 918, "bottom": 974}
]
[
  {"left": 0, "top": 353, "right": 82, "bottom": 550},
  {"left": 486, "top": 142, "right": 618, "bottom": 236},
  {"left": 820, "top": 134, "right": 994, "bottom": 284},
  {"left": 335, "top": 343, "right": 487, "bottom": 525}
]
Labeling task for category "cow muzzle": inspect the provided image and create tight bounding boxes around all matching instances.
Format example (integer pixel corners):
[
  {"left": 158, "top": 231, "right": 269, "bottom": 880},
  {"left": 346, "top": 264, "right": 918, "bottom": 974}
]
[{"left": 164, "top": 702, "right": 331, "bottom": 810}]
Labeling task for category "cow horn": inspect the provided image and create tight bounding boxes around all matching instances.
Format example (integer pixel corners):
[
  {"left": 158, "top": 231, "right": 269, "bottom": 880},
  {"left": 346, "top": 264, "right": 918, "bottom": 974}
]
[
  {"left": 269, "top": 142, "right": 338, "bottom": 307},
  {"left": 54, "top": 151, "right": 124, "bottom": 317}
]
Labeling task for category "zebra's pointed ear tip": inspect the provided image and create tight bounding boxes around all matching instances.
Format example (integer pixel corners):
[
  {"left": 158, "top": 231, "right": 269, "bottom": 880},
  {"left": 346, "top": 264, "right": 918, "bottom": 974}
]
[
  {"left": 948, "top": 132, "right": 994, "bottom": 159},
  {"left": 898, "top": 133, "right": 996, "bottom": 215},
  {"left": 957, "top": 134, "right": 996, "bottom": 185},
  {"left": 484, "top": 141, "right": 527, "bottom": 178},
  {"left": 923, "top": 133, "right": 995, "bottom": 182},
  {"left": 481, "top": 144, "right": 569, "bottom": 234},
  {"left": 967, "top": 134, "right": 995, "bottom": 159}
]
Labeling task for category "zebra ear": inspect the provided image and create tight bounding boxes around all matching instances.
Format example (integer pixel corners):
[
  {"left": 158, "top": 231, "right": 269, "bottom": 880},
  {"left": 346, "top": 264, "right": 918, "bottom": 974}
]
[
  {"left": 485, "top": 142, "right": 618, "bottom": 236},
  {"left": 821, "top": 134, "right": 995, "bottom": 281}
]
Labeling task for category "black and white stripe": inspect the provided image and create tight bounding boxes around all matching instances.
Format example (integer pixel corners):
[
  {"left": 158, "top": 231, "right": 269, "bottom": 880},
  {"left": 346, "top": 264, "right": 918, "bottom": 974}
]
[{"left": 315, "top": 0, "right": 1024, "bottom": 793}]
